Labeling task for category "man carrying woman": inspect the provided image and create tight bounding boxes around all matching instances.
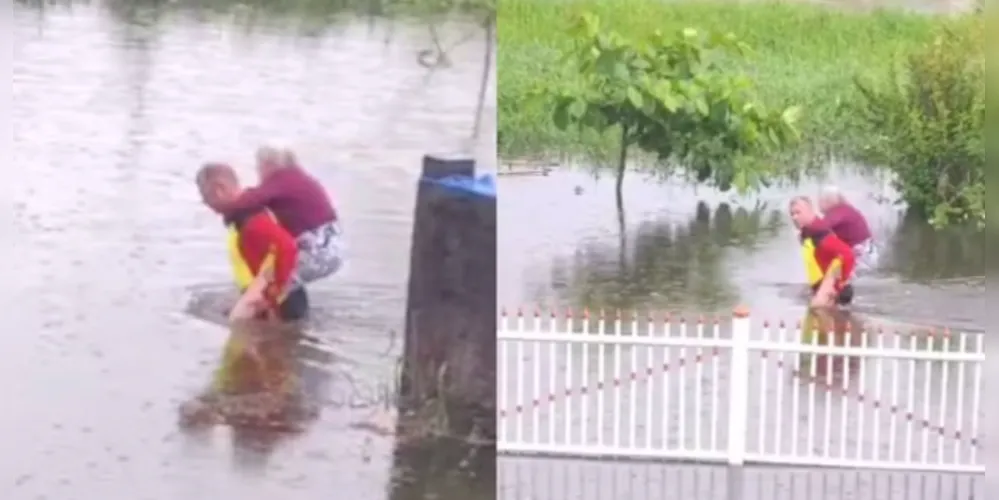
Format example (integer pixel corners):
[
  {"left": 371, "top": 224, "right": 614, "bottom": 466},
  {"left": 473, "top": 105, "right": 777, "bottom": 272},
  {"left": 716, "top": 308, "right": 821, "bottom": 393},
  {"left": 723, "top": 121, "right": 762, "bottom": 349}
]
[
  {"left": 180, "top": 147, "right": 341, "bottom": 429},
  {"left": 202, "top": 144, "right": 344, "bottom": 322},
  {"left": 789, "top": 196, "right": 857, "bottom": 309}
]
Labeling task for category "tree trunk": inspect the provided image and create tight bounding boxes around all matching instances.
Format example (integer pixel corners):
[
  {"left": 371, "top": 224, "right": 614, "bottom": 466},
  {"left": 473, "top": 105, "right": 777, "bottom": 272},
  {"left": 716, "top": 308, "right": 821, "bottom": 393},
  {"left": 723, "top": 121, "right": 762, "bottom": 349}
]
[{"left": 615, "top": 127, "right": 628, "bottom": 262}]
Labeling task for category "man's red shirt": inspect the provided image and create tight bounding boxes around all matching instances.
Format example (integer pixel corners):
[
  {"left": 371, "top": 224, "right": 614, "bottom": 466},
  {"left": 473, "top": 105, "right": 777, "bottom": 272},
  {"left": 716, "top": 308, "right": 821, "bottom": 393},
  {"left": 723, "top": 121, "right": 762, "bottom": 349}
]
[
  {"left": 800, "top": 219, "right": 856, "bottom": 290},
  {"left": 226, "top": 209, "right": 298, "bottom": 305}
]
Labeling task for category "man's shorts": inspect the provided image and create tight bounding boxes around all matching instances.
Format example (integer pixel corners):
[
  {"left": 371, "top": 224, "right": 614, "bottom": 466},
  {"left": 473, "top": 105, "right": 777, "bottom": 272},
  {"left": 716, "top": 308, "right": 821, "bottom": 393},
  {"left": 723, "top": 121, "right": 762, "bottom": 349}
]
[
  {"left": 278, "top": 287, "right": 310, "bottom": 321},
  {"left": 811, "top": 283, "right": 854, "bottom": 306}
]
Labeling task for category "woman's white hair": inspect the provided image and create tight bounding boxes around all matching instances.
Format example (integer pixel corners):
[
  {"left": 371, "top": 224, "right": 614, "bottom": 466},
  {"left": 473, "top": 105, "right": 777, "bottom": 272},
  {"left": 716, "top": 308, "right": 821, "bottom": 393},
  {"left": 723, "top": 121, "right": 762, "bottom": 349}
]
[
  {"left": 820, "top": 185, "right": 844, "bottom": 202},
  {"left": 256, "top": 143, "right": 299, "bottom": 169}
]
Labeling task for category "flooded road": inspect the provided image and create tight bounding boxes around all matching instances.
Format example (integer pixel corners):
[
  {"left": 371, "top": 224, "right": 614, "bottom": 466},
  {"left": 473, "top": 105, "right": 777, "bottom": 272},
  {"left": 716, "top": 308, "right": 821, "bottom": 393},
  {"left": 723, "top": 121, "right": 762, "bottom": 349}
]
[
  {"left": 496, "top": 163, "right": 986, "bottom": 498},
  {"left": 8, "top": 2, "right": 494, "bottom": 499},
  {"left": 498, "top": 163, "right": 984, "bottom": 331}
]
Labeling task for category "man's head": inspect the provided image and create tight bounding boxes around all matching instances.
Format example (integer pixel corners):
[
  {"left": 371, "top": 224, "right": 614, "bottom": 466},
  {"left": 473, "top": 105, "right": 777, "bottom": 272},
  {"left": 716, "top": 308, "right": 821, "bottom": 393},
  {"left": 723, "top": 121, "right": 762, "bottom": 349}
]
[
  {"left": 789, "top": 196, "right": 818, "bottom": 229},
  {"left": 196, "top": 163, "right": 241, "bottom": 212},
  {"left": 255, "top": 143, "right": 298, "bottom": 180},
  {"left": 818, "top": 185, "right": 844, "bottom": 213}
]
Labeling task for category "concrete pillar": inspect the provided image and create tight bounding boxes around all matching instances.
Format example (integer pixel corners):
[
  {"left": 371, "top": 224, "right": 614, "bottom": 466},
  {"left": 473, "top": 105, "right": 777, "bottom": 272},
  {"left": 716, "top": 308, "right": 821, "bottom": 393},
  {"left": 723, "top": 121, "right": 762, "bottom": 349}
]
[
  {"left": 388, "top": 438, "right": 494, "bottom": 500},
  {"left": 397, "top": 154, "right": 496, "bottom": 441}
]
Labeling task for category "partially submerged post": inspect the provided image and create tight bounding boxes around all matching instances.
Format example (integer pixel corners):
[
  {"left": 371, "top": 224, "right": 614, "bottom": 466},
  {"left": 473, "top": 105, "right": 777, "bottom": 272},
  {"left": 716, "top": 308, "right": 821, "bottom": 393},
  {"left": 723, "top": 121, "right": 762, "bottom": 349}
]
[{"left": 398, "top": 154, "right": 497, "bottom": 442}]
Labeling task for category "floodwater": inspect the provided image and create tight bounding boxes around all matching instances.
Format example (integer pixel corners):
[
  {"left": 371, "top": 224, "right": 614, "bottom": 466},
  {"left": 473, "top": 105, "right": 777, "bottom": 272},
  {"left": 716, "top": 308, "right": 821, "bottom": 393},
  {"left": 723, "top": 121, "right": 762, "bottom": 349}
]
[
  {"left": 496, "top": 163, "right": 986, "bottom": 498},
  {"left": 498, "top": 163, "right": 984, "bottom": 330},
  {"left": 8, "top": 2, "right": 494, "bottom": 500},
  {"left": 499, "top": 459, "right": 983, "bottom": 499}
]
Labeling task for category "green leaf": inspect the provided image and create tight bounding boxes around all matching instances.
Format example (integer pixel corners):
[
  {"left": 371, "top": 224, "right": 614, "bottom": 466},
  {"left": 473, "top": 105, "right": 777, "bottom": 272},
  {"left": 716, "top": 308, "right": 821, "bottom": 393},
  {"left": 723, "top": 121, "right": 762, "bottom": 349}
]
[
  {"left": 767, "top": 128, "right": 780, "bottom": 146},
  {"left": 694, "top": 98, "right": 709, "bottom": 116},
  {"left": 614, "top": 61, "right": 630, "bottom": 81},
  {"left": 652, "top": 81, "right": 680, "bottom": 111},
  {"left": 626, "top": 87, "right": 643, "bottom": 109},
  {"left": 552, "top": 99, "right": 570, "bottom": 130},
  {"left": 781, "top": 106, "right": 802, "bottom": 125},
  {"left": 733, "top": 167, "right": 749, "bottom": 193}
]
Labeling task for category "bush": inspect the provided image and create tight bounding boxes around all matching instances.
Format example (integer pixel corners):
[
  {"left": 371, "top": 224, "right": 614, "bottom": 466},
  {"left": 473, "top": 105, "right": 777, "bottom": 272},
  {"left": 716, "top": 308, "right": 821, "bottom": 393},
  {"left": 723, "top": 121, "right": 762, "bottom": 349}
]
[{"left": 855, "top": 17, "right": 984, "bottom": 227}]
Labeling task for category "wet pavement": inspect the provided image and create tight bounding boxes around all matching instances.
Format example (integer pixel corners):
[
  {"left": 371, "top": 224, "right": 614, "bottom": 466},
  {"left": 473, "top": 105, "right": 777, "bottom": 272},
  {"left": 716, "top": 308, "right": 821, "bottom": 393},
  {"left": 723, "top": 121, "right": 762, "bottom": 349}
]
[{"left": 8, "top": 2, "right": 494, "bottom": 499}]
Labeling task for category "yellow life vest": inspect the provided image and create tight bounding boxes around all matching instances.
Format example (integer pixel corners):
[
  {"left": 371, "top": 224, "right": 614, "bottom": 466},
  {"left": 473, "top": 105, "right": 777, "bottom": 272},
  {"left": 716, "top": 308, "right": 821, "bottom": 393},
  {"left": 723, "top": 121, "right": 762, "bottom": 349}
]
[
  {"left": 800, "top": 238, "right": 823, "bottom": 286},
  {"left": 801, "top": 237, "right": 843, "bottom": 287},
  {"left": 216, "top": 214, "right": 284, "bottom": 392},
  {"left": 226, "top": 222, "right": 276, "bottom": 291}
]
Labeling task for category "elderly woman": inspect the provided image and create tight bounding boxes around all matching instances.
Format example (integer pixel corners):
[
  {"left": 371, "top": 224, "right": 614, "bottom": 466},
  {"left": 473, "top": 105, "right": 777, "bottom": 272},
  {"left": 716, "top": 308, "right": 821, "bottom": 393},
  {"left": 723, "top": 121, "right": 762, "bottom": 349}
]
[
  {"left": 818, "top": 186, "right": 877, "bottom": 274},
  {"left": 214, "top": 145, "right": 344, "bottom": 285}
]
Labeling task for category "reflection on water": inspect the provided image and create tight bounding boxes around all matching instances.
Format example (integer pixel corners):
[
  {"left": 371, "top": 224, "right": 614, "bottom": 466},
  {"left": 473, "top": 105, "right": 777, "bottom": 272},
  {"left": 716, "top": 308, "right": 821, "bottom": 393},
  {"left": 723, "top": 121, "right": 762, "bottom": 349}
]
[
  {"left": 499, "top": 165, "right": 984, "bottom": 332},
  {"left": 547, "top": 201, "right": 784, "bottom": 313},
  {"left": 883, "top": 211, "right": 985, "bottom": 283},
  {"left": 11, "top": 1, "right": 494, "bottom": 499},
  {"left": 391, "top": 438, "right": 496, "bottom": 500},
  {"left": 798, "top": 308, "right": 867, "bottom": 378}
]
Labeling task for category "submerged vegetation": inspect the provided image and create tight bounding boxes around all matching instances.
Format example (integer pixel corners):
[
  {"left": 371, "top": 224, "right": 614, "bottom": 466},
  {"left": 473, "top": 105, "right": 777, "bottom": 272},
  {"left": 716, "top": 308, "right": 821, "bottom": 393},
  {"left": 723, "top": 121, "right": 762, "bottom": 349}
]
[{"left": 499, "top": 0, "right": 984, "bottom": 227}]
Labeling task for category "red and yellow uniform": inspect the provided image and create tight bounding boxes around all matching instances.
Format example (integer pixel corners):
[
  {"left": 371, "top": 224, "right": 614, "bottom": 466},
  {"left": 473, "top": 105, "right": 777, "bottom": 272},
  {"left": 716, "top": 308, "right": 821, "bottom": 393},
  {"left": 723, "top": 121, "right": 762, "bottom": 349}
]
[
  {"left": 800, "top": 220, "right": 856, "bottom": 305},
  {"left": 225, "top": 208, "right": 298, "bottom": 309},
  {"left": 214, "top": 208, "right": 303, "bottom": 392}
]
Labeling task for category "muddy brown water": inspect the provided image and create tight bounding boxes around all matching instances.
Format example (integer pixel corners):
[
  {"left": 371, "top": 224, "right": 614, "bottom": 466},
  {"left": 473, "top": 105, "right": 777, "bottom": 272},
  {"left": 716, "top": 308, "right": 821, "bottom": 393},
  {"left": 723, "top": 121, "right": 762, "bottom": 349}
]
[
  {"left": 9, "top": 3, "right": 494, "bottom": 499},
  {"left": 496, "top": 164, "right": 986, "bottom": 498}
]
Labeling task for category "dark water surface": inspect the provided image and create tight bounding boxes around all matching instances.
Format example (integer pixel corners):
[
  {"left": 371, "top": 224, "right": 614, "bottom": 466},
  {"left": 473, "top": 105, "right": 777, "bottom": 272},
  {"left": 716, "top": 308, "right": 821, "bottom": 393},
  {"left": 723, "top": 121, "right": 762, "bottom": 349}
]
[{"left": 8, "top": 3, "right": 494, "bottom": 499}]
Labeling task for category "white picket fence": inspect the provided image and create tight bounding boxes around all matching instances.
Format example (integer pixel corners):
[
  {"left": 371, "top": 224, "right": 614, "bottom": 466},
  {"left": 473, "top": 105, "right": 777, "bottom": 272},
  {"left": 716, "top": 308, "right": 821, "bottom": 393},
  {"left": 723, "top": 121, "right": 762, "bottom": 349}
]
[{"left": 497, "top": 307, "right": 985, "bottom": 473}]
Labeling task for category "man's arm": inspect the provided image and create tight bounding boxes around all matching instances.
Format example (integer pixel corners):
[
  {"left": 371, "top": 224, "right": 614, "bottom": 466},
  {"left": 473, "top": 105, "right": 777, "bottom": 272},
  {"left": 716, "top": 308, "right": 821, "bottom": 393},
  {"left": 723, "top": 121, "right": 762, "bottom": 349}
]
[
  {"left": 218, "top": 179, "right": 281, "bottom": 215},
  {"left": 822, "top": 208, "right": 846, "bottom": 235},
  {"left": 242, "top": 213, "right": 298, "bottom": 306},
  {"left": 816, "top": 232, "right": 856, "bottom": 294}
]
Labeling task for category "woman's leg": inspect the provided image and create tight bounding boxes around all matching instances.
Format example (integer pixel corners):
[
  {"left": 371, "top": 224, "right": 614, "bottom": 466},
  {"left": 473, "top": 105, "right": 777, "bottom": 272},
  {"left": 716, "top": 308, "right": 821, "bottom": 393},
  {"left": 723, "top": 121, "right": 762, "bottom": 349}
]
[
  {"left": 296, "top": 222, "right": 344, "bottom": 284},
  {"left": 852, "top": 240, "right": 879, "bottom": 276}
]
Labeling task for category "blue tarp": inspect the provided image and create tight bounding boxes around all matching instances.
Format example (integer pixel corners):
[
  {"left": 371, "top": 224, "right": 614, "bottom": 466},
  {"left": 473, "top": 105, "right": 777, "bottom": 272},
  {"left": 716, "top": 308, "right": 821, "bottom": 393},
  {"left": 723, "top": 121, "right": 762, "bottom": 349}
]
[{"left": 422, "top": 173, "right": 496, "bottom": 199}]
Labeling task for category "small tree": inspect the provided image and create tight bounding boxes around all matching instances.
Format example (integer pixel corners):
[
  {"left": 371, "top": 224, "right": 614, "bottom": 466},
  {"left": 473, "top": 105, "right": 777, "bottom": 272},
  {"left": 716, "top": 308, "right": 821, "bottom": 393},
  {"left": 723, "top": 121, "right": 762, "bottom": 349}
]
[{"left": 544, "top": 13, "right": 800, "bottom": 209}]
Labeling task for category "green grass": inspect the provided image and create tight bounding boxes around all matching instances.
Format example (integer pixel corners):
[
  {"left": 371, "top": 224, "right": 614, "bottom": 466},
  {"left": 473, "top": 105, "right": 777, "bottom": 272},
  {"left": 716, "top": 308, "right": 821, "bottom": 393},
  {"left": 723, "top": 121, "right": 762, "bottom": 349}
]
[{"left": 498, "top": 0, "right": 967, "bottom": 159}]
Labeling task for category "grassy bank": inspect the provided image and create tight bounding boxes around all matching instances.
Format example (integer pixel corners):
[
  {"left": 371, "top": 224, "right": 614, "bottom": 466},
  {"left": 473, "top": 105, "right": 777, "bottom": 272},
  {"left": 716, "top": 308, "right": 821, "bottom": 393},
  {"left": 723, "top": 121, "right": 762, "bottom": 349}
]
[{"left": 497, "top": 0, "right": 967, "bottom": 159}]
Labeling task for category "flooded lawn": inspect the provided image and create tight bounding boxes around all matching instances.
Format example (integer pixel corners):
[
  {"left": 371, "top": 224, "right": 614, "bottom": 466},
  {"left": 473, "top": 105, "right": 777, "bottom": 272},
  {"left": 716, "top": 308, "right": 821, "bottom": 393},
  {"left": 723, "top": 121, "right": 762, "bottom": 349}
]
[
  {"left": 498, "top": 162, "right": 984, "bottom": 332},
  {"left": 8, "top": 2, "right": 493, "bottom": 499}
]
